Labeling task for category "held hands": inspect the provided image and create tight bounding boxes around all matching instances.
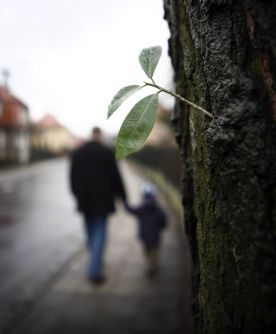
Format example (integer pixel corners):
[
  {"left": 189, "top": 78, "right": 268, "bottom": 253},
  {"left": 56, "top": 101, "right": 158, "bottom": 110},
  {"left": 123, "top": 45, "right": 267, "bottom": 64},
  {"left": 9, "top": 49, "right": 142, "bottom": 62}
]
[{"left": 123, "top": 200, "right": 130, "bottom": 211}]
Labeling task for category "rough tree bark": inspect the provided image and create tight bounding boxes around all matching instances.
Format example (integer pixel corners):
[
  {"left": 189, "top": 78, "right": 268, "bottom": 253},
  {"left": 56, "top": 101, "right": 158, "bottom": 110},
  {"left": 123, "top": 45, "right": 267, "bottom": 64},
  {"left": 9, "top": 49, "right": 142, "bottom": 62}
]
[{"left": 163, "top": 1, "right": 276, "bottom": 333}]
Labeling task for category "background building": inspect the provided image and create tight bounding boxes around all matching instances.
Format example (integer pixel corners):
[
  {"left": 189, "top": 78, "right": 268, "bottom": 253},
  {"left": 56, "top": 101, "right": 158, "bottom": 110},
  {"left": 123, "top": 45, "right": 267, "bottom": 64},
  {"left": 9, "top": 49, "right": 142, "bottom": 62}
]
[
  {"left": 30, "top": 114, "right": 77, "bottom": 160},
  {"left": 0, "top": 85, "right": 30, "bottom": 165}
]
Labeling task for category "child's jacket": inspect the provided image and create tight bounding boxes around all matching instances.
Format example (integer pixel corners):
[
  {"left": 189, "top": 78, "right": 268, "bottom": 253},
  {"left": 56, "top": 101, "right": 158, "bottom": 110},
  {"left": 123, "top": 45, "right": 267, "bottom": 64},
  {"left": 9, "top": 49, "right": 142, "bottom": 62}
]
[{"left": 126, "top": 196, "right": 166, "bottom": 247}]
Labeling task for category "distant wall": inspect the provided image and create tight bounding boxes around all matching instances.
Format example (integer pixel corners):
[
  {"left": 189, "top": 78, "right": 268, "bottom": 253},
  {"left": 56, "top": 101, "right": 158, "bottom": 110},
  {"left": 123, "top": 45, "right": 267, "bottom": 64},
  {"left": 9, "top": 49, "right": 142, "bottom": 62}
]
[{"left": 128, "top": 145, "right": 181, "bottom": 189}]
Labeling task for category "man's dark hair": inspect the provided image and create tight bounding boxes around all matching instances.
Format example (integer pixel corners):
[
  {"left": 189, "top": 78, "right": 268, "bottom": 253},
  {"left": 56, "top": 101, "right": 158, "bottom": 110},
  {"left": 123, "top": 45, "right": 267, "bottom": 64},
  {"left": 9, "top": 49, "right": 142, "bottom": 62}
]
[{"left": 92, "top": 127, "right": 102, "bottom": 135}]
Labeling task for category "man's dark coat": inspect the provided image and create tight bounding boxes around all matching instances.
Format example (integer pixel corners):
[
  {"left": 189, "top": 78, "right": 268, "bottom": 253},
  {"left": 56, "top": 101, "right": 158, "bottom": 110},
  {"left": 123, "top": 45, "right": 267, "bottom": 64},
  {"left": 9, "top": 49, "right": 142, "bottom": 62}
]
[{"left": 70, "top": 141, "right": 126, "bottom": 216}]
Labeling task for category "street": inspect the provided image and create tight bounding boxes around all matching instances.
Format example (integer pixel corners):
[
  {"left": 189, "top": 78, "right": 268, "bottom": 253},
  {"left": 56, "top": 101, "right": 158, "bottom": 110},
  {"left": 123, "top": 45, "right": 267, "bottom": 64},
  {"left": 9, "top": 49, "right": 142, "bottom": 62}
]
[
  {"left": 0, "top": 158, "right": 192, "bottom": 334},
  {"left": 0, "top": 158, "right": 83, "bottom": 333}
]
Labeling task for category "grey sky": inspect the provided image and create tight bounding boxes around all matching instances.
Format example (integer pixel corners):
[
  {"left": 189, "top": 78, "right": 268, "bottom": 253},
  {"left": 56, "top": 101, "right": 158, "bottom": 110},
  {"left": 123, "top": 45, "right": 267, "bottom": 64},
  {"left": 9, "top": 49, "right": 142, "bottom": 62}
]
[{"left": 0, "top": 0, "right": 174, "bottom": 137}]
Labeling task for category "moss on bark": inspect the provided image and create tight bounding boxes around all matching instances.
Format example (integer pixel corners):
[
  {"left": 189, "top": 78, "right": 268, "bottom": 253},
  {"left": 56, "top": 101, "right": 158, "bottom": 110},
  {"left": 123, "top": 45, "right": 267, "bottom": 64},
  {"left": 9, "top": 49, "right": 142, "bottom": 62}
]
[{"left": 164, "top": 0, "right": 276, "bottom": 333}]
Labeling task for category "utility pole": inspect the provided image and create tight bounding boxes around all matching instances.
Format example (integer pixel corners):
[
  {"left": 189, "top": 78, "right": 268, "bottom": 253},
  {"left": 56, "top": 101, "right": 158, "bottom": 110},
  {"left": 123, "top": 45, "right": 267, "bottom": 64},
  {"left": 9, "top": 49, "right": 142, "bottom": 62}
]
[{"left": 2, "top": 69, "right": 10, "bottom": 89}]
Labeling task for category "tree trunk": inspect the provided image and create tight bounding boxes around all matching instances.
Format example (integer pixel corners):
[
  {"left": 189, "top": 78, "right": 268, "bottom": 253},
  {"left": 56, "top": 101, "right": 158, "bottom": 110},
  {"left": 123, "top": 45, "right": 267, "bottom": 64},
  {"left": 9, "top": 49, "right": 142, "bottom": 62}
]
[{"left": 163, "top": 1, "right": 276, "bottom": 333}]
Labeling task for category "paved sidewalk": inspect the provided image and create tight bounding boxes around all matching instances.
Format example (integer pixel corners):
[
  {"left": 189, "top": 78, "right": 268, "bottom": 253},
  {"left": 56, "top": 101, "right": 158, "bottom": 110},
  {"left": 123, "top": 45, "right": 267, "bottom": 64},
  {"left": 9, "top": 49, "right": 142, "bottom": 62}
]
[{"left": 9, "top": 163, "right": 192, "bottom": 334}]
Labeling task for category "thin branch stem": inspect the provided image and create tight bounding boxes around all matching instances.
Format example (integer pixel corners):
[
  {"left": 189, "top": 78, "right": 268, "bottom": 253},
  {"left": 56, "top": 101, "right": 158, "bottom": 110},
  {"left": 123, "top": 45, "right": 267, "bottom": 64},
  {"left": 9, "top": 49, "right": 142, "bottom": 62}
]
[{"left": 144, "top": 81, "right": 213, "bottom": 119}]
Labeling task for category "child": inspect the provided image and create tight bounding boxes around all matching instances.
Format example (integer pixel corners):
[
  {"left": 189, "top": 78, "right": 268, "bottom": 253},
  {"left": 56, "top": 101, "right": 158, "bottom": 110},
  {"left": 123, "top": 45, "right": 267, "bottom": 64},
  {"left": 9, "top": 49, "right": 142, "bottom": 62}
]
[{"left": 125, "top": 182, "right": 167, "bottom": 276}]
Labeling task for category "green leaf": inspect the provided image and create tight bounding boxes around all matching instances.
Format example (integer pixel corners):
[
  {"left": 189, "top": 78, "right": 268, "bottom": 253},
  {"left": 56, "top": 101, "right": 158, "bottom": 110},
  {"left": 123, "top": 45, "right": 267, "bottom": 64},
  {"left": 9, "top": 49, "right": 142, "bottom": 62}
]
[
  {"left": 139, "top": 46, "right": 162, "bottom": 79},
  {"left": 116, "top": 94, "right": 158, "bottom": 160},
  {"left": 107, "top": 85, "right": 141, "bottom": 119}
]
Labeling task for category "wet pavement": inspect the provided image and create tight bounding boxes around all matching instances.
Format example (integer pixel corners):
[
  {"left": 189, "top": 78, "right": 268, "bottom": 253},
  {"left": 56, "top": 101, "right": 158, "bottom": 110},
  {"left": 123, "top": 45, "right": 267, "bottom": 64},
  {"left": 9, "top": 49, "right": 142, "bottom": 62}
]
[{"left": 0, "top": 158, "right": 192, "bottom": 334}]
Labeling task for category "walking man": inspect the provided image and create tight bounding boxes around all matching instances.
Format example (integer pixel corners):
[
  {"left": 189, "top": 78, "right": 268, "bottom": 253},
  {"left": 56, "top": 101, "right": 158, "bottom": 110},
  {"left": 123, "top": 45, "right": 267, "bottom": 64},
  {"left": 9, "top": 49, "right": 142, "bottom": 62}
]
[{"left": 69, "top": 127, "right": 126, "bottom": 284}]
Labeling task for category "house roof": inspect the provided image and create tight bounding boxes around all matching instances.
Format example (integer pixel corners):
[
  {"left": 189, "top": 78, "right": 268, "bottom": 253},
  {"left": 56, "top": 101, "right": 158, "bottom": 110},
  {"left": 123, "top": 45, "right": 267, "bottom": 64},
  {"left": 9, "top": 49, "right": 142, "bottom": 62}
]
[
  {"left": 0, "top": 85, "right": 29, "bottom": 127},
  {"left": 0, "top": 85, "right": 28, "bottom": 110},
  {"left": 35, "top": 114, "right": 63, "bottom": 128}
]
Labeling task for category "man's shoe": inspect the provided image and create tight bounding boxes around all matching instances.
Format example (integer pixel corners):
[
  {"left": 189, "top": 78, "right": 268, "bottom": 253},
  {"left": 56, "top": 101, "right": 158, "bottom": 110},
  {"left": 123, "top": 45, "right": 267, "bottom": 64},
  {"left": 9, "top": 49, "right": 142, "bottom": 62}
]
[
  {"left": 146, "top": 268, "right": 157, "bottom": 278},
  {"left": 88, "top": 276, "right": 106, "bottom": 285}
]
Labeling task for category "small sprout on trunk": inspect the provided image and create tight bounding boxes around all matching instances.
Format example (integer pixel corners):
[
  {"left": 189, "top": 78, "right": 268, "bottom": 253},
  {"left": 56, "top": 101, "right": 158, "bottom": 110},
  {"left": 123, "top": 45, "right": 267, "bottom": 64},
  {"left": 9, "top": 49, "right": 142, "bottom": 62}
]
[{"left": 108, "top": 46, "right": 213, "bottom": 160}]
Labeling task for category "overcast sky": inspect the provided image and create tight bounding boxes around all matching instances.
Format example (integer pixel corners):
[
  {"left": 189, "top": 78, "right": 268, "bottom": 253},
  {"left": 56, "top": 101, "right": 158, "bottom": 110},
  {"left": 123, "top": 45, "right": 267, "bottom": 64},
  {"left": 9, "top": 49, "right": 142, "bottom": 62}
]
[{"left": 0, "top": 0, "right": 174, "bottom": 137}]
